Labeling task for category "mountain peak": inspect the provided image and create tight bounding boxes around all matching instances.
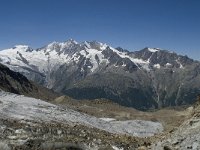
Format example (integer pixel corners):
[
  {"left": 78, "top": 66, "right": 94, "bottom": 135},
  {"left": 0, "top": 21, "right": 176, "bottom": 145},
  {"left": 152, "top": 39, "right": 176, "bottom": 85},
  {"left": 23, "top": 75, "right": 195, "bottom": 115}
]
[
  {"left": 64, "top": 38, "right": 78, "bottom": 45},
  {"left": 13, "top": 45, "right": 33, "bottom": 52},
  {"left": 46, "top": 39, "right": 78, "bottom": 48},
  {"left": 147, "top": 47, "right": 160, "bottom": 53},
  {"left": 115, "top": 47, "right": 129, "bottom": 53},
  {"left": 80, "top": 40, "right": 108, "bottom": 50},
  {"left": 14, "top": 45, "right": 30, "bottom": 49},
  {"left": 47, "top": 41, "right": 59, "bottom": 47}
]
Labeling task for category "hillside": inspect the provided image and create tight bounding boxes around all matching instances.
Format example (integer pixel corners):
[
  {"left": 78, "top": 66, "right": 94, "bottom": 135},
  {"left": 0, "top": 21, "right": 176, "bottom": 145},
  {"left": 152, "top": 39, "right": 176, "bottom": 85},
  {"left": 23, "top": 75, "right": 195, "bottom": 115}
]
[
  {"left": 151, "top": 96, "right": 200, "bottom": 149},
  {"left": 0, "top": 63, "right": 59, "bottom": 100},
  {"left": 0, "top": 91, "right": 162, "bottom": 149}
]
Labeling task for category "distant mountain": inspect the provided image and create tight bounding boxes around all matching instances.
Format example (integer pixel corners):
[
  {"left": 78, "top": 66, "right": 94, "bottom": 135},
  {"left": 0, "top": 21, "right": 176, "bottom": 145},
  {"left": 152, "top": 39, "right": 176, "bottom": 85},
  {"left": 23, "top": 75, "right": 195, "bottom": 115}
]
[
  {"left": 0, "top": 39, "right": 200, "bottom": 110},
  {"left": 0, "top": 63, "right": 59, "bottom": 100}
]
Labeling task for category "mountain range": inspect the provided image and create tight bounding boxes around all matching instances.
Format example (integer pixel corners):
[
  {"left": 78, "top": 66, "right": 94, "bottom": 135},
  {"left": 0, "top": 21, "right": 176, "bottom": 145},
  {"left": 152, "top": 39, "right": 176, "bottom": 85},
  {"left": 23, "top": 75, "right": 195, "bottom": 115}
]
[{"left": 0, "top": 39, "right": 200, "bottom": 110}]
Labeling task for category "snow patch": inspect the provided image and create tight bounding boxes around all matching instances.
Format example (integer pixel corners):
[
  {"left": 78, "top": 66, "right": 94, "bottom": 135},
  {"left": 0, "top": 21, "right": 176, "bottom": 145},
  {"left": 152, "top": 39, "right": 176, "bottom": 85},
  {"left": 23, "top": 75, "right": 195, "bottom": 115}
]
[
  {"left": 165, "top": 63, "right": 172, "bottom": 67},
  {"left": 84, "top": 41, "right": 91, "bottom": 49},
  {"left": 148, "top": 48, "right": 159, "bottom": 53},
  {"left": 110, "top": 47, "right": 149, "bottom": 70},
  {"left": 122, "top": 63, "right": 126, "bottom": 67},
  {"left": 79, "top": 48, "right": 109, "bottom": 72},
  {"left": 112, "top": 146, "right": 124, "bottom": 150},
  {"left": 176, "top": 60, "right": 184, "bottom": 69},
  {"left": 154, "top": 64, "right": 161, "bottom": 69},
  {"left": 99, "top": 118, "right": 116, "bottom": 122}
]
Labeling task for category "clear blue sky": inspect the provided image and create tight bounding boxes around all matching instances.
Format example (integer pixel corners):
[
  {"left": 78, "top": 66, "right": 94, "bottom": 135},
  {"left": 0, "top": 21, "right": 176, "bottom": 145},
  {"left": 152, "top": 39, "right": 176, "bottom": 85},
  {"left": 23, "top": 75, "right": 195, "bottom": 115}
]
[{"left": 0, "top": 0, "right": 200, "bottom": 60}]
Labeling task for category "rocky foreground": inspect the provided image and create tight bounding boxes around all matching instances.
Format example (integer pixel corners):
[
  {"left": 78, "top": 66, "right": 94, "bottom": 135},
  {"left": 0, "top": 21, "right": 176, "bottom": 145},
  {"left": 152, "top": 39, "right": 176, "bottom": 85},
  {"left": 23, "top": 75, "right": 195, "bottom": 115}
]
[
  {"left": 0, "top": 91, "right": 163, "bottom": 150},
  {"left": 151, "top": 98, "right": 200, "bottom": 150},
  {"left": 1, "top": 90, "right": 200, "bottom": 150},
  {"left": 0, "top": 118, "right": 152, "bottom": 150}
]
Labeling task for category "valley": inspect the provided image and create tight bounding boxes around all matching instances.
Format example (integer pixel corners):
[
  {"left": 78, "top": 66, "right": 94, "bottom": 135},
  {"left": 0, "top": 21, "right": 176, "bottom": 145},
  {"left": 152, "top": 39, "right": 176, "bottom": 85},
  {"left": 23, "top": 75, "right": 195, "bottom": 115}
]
[
  {"left": 0, "top": 40, "right": 199, "bottom": 149},
  {"left": 53, "top": 96, "right": 189, "bottom": 132}
]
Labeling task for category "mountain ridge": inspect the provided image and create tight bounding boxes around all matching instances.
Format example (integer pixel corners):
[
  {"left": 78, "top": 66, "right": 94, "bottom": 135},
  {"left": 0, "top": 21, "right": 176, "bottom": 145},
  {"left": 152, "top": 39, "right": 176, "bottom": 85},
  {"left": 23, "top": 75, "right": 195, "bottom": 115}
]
[{"left": 0, "top": 39, "right": 199, "bottom": 110}]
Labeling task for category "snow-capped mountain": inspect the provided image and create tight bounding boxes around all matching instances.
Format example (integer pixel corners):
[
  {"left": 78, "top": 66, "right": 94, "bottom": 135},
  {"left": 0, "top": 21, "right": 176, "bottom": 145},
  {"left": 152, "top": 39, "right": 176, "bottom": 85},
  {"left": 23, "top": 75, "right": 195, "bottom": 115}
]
[
  {"left": 0, "top": 40, "right": 146, "bottom": 75},
  {"left": 0, "top": 39, "right": 199, "bottom": 109}
]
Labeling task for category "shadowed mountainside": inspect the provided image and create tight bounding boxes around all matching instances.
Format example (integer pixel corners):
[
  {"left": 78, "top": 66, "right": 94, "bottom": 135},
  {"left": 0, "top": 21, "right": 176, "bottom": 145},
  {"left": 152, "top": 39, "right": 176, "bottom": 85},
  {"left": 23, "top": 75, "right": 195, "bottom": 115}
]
[{"left": 0, "top": 63, "right": 59, "bottom": 100}]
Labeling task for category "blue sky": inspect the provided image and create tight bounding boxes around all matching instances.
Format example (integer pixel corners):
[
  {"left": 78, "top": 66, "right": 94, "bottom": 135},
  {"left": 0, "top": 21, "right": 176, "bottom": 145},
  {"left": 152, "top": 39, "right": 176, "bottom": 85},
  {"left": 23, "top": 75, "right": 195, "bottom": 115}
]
[{"left": 0, "top": 0, "right": 200, "bottom": 60}]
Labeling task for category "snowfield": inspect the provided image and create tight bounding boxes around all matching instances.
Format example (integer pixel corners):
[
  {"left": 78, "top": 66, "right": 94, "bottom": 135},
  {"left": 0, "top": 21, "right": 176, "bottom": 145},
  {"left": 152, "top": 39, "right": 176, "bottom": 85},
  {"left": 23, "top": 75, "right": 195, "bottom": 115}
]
[
  {"left": 0, "top": 91, "right": 163, "bottom": 137},
  {"left": 99, "top": 118, "right": 116, "bottom": 122}
]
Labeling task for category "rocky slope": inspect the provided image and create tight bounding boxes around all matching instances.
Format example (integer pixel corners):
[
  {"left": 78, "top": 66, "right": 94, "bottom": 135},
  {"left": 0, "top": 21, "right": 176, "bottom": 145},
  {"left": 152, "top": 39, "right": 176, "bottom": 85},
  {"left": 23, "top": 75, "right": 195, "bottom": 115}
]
[
  {"left": 151, "top": 97, "right": 200, "bottom": 150},
  {"left": 0, "top": 63, "right": 58, "bottom": 100},
  {"left": 0, "top": 40, "right": 200, "bottom": 109},
  {"left": 0, "top": 91, "right": 163, "bottom": 149}
]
